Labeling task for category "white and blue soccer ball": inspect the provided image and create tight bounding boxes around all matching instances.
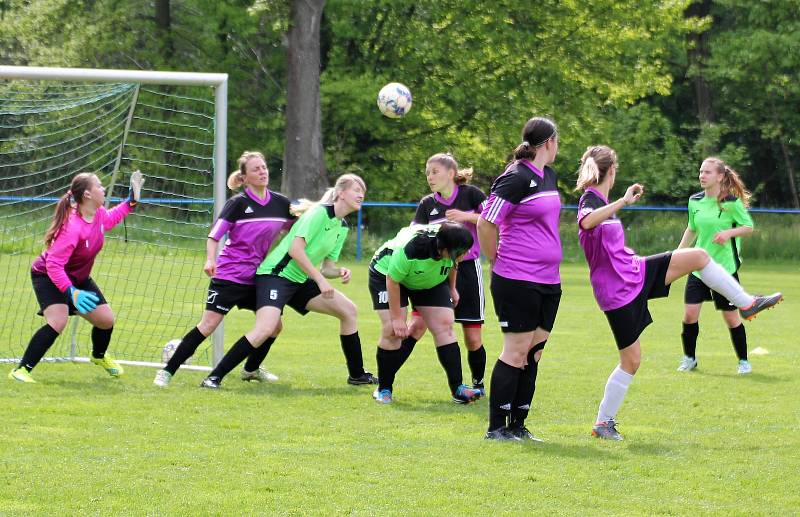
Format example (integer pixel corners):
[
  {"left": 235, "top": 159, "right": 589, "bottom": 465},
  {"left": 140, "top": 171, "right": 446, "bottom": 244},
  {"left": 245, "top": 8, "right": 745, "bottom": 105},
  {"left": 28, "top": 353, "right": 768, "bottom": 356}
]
[
  {"left": 377, "top": 82, "right": 412, "bottom": 118},
  {"left": 161, "top": 338, "right": 183, "bottom": 364}
]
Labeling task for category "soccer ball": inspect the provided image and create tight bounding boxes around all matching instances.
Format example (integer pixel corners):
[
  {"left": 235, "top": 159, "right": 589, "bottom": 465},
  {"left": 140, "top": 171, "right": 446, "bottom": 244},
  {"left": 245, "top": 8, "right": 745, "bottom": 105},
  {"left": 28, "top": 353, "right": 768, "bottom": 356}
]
[
  {"left": 161, "top": 338, "right": 183, "bottom": 364},
  {"left": 377, "top": 82, "right": 412, "bottom": 118}
]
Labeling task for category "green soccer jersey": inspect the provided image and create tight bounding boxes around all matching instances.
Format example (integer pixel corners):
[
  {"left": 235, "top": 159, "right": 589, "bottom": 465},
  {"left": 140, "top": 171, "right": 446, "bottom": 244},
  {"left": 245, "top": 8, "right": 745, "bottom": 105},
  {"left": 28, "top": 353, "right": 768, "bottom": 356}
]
[
  {"left": 687, "top": 192, "right": 753, "bottom": 276},
  {"left": 371, "top": 224, "right": 454, "bottom": 290},
  {"left": 257, "top": 204, "right": 348, "bottom": 283}
]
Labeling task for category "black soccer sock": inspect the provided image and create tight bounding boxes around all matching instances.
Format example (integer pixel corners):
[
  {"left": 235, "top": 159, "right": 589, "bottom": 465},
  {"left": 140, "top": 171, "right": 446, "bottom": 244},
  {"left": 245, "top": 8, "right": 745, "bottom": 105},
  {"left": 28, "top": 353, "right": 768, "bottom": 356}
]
[
  {"left": 208, "top": 335, "right": 255, "bottom": 381},
  {"left": 468, "top": 345, "right": 487, "bottom": 386},
  {"left": 729, "top": 323, "right": 748, "bottom": 361},
  {"left": 509, "top": 347, "right": 541, "bottom": 428},
  {"left": 165, "top": 327, "right": 208, "bottom": 375},
  {"left": 340, "top": 332, "right": 366, "bottom": 378},
  {"left": 244, "top": 336, "right": 276, "bottom": 372},
  {"left": 19, "top": 324, "right": 61, "bottom": 372},
  {"left": 681, "top": 321, "right": 699, "bottom": 358},
  {"left": 397, "top": 336, "right": 417, "bottom": 367},
  {"left": 376, "top": 347, "right": 404, "bottom": 392},
  {"left": 435, "top": 342, "right": 464, "bottom": 394},
  {"left": 488, "top": 359, "right": 522, "bottom": 431},
  {"left": 91, "top": 326, "right": 114, "bottom": 359}
]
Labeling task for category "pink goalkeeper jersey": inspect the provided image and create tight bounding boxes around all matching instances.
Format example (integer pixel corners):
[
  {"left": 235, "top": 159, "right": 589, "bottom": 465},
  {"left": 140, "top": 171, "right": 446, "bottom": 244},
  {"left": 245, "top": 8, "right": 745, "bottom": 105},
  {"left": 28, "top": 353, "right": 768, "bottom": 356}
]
[{"left": 31, "top": 202, "right": 133, "bottom": 292}]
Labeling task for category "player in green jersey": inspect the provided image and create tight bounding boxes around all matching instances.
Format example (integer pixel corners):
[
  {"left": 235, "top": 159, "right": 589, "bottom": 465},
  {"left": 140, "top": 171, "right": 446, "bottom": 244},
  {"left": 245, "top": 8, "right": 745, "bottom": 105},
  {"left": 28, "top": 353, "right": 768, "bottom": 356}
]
[
  {"left": 676, "top": 157, "right": 775, "bottom": 375},
  {"left": 200, "top": 174, "right": 377, "bottom": 389},
  {"left": 368, "top": 222, "right": 481, "bottom": 404}
]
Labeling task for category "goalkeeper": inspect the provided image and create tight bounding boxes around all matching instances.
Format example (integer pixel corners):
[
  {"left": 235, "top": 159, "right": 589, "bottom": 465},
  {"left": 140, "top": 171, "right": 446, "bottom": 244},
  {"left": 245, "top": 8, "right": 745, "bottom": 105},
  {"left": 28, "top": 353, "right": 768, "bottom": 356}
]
[{"left": 9, "top": 170, "right": 143, "bottom": 383}]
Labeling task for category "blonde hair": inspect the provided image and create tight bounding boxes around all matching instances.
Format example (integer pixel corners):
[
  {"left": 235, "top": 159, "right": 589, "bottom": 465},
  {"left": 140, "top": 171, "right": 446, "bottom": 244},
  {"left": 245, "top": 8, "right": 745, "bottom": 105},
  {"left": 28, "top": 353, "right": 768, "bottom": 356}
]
[
  {"left": 703, "top": 157, "right": 751, "bottom": 208},
  {"left": 426, "top": 153, "right": 473, "bottom": 185},
  {"left": 291, "top": 173, "right": 367, "bottom": 217},
  {"left": 227, "top": 151, "right": 266, "bottom": 190},
  {"left": 575, "top": 145, "right": 618, "bottom": 191}
]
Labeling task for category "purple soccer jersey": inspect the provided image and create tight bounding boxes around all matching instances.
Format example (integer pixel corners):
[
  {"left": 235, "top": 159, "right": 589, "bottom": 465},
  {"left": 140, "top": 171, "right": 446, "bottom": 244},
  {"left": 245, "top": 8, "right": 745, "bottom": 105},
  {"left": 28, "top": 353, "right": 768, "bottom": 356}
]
[
  {"left": 480, "top": 160, "right": 562, "bottom": 284},
  {"left": 413, "top": 184, "right": 486, "bottom": 261},
  {"left": 577, "top": 188, "right": 645, "bottom": 311},
  {"left": 208, "top": 188, "right": 294, "bottom": 285}
]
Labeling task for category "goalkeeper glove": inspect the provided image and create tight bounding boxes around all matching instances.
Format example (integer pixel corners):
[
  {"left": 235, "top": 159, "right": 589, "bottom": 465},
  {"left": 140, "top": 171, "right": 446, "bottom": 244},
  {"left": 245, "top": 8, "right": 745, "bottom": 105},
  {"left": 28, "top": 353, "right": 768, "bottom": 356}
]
[
  {"left": 128, "top": 170, "right": 144, "bottom": 206},
  {"left": 68, "top": 286, "right": 100, "bottom": 314}
]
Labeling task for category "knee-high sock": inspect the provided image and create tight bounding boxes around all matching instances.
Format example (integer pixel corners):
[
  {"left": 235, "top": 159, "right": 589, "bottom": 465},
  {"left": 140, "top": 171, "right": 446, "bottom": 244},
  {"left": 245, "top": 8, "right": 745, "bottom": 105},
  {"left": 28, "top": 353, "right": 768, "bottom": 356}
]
[
  {"left": 244, "top": 336, "right": 277, "bottom": 372},
  {"left": 696, "top": 261, "right": 752, "bottom": 308},
  {"left": 397, "top": 337, "right": 417, "bottom": 367},
  {"left": 729, "top": 323, "right": 747, "bottom": 361},
  {"left": 681, "top": 322, "right": 699, "bottom": 358},
  {"left": 435, "top": 342, "right": 463, "bottom": 394},
  {"left": 509, "top": 348, "right": 540, "bottom": 427},
  {"left": 165, "top": 327, "right": 207, "bottom": 375},
  {"left": 340, "top": 332, "right": 366, "bottom": 378},
  {"left": 488, "top": 359, "right": 522, "bottom": 431},
  {"left": 208, "top": 335, "right": 255, "bottom": 381},
  {"left": 19, "top": 324, "right": 60, "bottom": 372},
  {"left": 376, "top": 347, "right": 404, "bottom": 392},
  {"left": 596, "top": 365, "right": 634, "bottom": 424},
  {"left": 91, "top": 326, "right": 113, "bottom": 359},
  {"left": 467, "top": 345, "right": 487, "bottom": 386}
]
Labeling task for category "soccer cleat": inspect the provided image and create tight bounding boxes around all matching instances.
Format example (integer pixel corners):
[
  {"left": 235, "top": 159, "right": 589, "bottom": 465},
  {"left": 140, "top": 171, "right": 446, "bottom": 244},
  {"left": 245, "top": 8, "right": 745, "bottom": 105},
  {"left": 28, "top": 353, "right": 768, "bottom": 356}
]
[
  {"left": 739, "top": 293, "right": 783, "bottom": 321},
  {"left": 507, "top": 425, "right": 544, "bottom": 443},
  {"left": 200, "top": 376, "right": 221, "bottom": 389},
  {"left": 90, "top": 355, "right": 123, "bottom": 377},
  {"left": 347, "top": 372, "right": 378, "bottom": 385},
  {"left": 471, "top": 383, "right": 486, "bottom": 399},
  {"left": 372, "top": 388, "right": 393, "bottom": 404},
  {"left": 153, "top": 369, "right": 172, "bottom": 387},
  {"left": 484, "top": 427, "right": 522, "bottom": 442},
  {"left": 8, "top": 368, "right": 36, "bottom": 383},
  {"left": 592, "top": 419, "right": 623, "bottom": 441},
  {"left": 241, "top": 367, "right": 279, "bottom": 383},
  {"left": 737, "top": 359, "right": 753, "bottom": 375},
  {"left": 677, "top": 355, "right": 698, "bottom": 372},
  {"left": 452, "top": 384, "right": 481, "bottom": 404}
]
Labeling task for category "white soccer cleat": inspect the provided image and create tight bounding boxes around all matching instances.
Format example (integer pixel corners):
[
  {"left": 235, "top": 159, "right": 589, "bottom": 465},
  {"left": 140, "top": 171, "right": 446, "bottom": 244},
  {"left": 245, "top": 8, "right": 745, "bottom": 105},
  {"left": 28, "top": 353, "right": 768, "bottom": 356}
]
[
  {"left": 153, "top": 369, "right": 172, "bottom": 387},
  {"left": 737, "top": 359, "right": 753, "bottom": 375},
  {"left": 677, "top": 356, "right": 698, "bottom": 372},
  {"left": 240, "top": 367, "right": 279, "bottom": 383}
]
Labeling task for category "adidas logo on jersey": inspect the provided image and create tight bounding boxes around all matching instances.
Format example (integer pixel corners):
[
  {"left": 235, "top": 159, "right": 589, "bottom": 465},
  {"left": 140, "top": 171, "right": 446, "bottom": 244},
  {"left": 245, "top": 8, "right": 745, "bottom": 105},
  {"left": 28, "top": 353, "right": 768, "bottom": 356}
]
[
  {"left": 530, "top": 179, "right": 537, "bottom": 188},
  {"left": 430, "top": 208, "right": 439, "bottom": 215},
  {"left": 244, "top": 206, "right": 254, "bottom": 214}
]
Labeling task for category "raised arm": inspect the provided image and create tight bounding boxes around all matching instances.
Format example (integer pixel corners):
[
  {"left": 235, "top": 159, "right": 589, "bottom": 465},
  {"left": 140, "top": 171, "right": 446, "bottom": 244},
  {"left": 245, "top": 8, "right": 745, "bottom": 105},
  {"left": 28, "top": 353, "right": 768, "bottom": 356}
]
[{"left": 580, "top": 184, "right": 644, "bottom": 230}]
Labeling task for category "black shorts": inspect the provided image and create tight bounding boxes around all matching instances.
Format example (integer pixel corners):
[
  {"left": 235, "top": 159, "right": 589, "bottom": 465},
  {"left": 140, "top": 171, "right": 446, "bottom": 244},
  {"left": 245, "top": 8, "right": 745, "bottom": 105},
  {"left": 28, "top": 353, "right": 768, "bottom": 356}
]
[
  {"left": 490, "top": 272, "right": 561, "bottom": 333},
  {"left": 255, "top": 274, "right": 321, "bottom": 315},
  {"left": 31, "top": 272, "right": 107, "bottom": 316},
  {"left": 604, "top": 252, "right": 673, "bottom": 350},
  {"left": 368, "top": 268, "right": 453, "bottom": 311},
  {"left": 684, "top": 272, "right": 738, "bottom": 311},
  {"left": 205, "top": 278, "right": 257, "bottom": 315},
  {"left": 454, "top": 258, "right": 485, "bottom": 324}
]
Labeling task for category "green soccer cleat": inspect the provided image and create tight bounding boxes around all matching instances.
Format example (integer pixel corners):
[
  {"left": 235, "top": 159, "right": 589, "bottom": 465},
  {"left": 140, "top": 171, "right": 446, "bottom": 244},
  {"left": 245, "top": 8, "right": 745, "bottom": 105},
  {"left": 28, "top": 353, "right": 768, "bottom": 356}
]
[
  {"left": 90, "top": 355, "right": 124, "bottom": 377},
  {"left": 8, "top": 368, "right": 36, "bottom": 383}
]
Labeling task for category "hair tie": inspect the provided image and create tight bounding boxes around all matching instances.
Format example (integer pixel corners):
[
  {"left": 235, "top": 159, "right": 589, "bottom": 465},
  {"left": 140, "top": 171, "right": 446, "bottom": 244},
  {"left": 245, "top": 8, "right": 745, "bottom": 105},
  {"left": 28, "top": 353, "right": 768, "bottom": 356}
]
[{"left": 522, "top": 141, "right": 530, "bottom": 149}]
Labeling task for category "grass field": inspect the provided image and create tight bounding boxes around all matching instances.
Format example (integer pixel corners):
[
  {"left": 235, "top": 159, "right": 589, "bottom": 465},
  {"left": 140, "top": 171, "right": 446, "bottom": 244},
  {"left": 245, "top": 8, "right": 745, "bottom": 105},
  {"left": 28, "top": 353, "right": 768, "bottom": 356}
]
[{"left": 2, "top": 261, "right": 798, "bottom": 515}]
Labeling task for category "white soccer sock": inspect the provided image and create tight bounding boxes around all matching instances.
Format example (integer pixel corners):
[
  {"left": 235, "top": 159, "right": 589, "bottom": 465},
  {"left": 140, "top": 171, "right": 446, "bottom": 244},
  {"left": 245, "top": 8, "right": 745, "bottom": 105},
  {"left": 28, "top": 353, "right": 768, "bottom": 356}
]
[
  {"left": 696, "top": 260, "right": 754, "bottom": 308},
  {"left": 596, "top": 365, "right": 634, "bottom": 424}
]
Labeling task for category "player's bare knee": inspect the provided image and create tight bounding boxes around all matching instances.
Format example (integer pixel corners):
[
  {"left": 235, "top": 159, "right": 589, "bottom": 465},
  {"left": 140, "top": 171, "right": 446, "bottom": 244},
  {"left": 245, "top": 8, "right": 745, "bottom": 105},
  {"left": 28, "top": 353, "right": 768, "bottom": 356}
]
[{"left": 47, "top": 317, "right": 68, "bottom": 334}]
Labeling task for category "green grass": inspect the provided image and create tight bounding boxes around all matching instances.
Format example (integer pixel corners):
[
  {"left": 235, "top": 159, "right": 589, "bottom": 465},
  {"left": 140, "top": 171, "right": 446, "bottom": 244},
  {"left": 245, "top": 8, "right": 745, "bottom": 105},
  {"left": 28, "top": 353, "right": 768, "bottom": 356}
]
[{"left": 2, "top": 261, "right": 799, "bottom": 515}]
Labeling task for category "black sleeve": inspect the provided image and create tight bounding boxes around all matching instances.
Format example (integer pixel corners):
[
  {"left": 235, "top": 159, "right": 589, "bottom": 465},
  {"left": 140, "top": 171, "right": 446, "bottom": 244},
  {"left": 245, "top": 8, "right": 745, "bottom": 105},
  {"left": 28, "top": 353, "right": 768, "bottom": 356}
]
[
  {"left": 490, "top": 172, "right": 529, "bottom": 204},
  {"left": 217, "top": 194, "right": 242, "bottom": 222},
  {"left": 467, "top": 185, "right": 487, "bottom": 210},
  {"left": 413, "top": 197, "right": 431, "bottom": 224},
  {"left": 578, "top": 191, "right": 606, "bottom": 218}
]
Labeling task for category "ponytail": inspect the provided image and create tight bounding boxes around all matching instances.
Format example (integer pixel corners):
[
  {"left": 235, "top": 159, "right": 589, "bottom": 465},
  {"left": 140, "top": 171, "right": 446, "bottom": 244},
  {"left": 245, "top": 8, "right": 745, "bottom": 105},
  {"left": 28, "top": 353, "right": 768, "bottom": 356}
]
[
  {"left": 227, "top": 170, "right": 245, "bottom": 191},
  {"left": 575, "top": 145, "right": 617, "bottom": 191},
  {"left": 44, "top": 172, "right": 95, "bottom": 248},
  {"left": 229, "top": 150, "right": 266, "bottom": 191},
  {"left": 510, "top": 117, "right": 557, "bottom": 163},
  {"left": 703, "top": 157, "right": 752, "bottom": 209},
  {"left": 454, "top": 168, "right": 473, "bottom": 185}
]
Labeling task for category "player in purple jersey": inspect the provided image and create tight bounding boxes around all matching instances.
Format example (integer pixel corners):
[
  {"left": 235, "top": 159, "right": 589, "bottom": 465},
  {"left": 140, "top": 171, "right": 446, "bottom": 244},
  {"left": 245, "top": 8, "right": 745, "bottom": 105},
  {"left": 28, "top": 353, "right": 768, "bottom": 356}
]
[
  {"left": 406, "top": 153, "right": 488, "bottom": 394},
  {"left": 575, "top": 145, "right": 783, "bottom": 441},
  {"left": 478, "top": 117, "right": 563, "bottom": 442},
  {"left": 10, "top": 171, "right": 143, "bottom": 383},
  {"left": 153, "top": 151, "right": 294, "bottom": 387}
]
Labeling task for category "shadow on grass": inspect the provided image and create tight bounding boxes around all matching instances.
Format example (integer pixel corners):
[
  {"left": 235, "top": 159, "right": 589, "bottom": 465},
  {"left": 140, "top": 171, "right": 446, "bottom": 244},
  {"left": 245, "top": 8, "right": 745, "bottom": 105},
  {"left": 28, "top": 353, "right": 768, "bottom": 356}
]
[{"left": 693, "top": 370, "right": 785, "bottom": 383}]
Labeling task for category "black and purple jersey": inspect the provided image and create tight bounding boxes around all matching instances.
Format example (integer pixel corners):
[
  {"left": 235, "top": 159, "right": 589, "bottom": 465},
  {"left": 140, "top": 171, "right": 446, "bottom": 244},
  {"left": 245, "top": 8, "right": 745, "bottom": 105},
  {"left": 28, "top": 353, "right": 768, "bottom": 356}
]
[
  {"left": 413, "top": 184, "right": 486, "bottom": 261},
  {"left": 208, "top": 188, "right": 294, "bottom": 285},
  {"left": 480, "top": 160, "right": 562, "bottom": 284},
  {"left": 577, "top": 188, "right": 644, "bottom": 311}
]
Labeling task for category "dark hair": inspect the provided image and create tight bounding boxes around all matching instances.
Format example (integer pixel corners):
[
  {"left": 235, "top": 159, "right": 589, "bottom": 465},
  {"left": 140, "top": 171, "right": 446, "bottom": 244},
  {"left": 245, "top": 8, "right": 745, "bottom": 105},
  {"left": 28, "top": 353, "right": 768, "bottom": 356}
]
[
  {"left": 511, "top": 117, "right": 558, "bottom": 162},
  {"left": 436, "top": 221, "right": 473, "bottom": 259},
  {"left": 44, "top": 172, "right": 96, "bottom": 248}
]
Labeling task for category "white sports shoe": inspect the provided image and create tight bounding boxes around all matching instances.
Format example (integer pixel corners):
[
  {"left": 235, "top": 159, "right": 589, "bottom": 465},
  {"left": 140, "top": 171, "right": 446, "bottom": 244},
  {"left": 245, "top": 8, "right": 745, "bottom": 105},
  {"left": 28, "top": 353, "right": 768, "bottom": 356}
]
[
  {"left": 737, "top": 359, "right": 753, "bottom": 375},
  {"left": 241, "top": 367, "right": 279, "bottom": 383},
  {"left": 153, "top": 369, "right": 172, "bottom": 387},
  {"left": 677, "top": 355, "right": 698, "bottom": 372}
]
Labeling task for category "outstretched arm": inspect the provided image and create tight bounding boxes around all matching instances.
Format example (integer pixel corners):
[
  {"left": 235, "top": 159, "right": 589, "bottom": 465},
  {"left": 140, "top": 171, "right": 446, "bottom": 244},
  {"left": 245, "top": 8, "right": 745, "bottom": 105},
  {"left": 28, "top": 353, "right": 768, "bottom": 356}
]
[{"left": 580, "top": 184, "right": 644, "bottom": 230}]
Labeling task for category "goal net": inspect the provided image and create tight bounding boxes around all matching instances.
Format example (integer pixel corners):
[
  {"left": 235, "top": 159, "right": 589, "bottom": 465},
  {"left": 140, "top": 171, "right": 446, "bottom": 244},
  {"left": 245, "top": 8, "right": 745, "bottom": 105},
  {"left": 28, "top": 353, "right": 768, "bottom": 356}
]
[{"left": 0, "top": 66, "right": 228, "bottom": 370}]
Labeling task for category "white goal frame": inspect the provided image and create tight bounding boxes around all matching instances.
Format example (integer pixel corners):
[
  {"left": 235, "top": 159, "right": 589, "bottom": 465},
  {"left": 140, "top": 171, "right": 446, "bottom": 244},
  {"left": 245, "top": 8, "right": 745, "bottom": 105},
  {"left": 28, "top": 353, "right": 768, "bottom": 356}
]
[{"left": 0, "top": 65, "right": 228, "bottom": 369}]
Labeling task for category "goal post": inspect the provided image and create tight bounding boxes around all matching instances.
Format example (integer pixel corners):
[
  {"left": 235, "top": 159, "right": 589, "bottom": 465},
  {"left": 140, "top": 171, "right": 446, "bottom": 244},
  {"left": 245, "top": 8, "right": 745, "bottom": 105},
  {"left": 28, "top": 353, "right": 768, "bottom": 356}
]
[{"left": 0, "top": 65, "right": 228, "bottom": 370}]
